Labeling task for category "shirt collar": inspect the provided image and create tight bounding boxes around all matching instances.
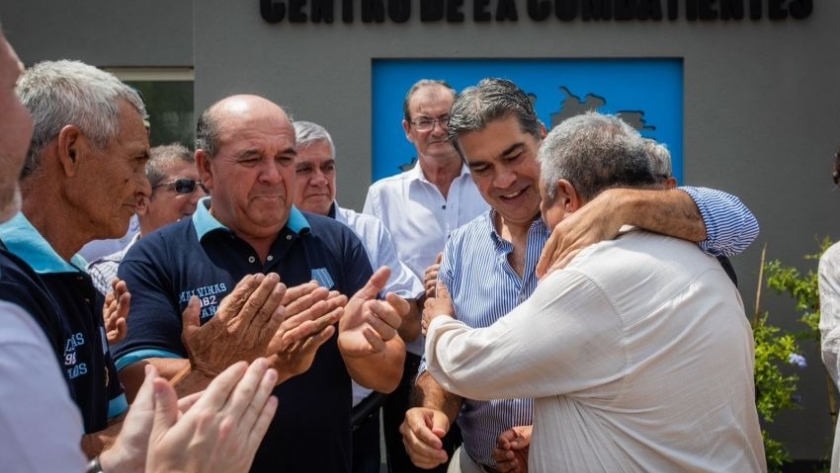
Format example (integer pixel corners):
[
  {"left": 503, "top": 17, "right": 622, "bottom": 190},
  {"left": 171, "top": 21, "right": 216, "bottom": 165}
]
[
  {"left": 410, "top": 161, "right": 471, "bottom": 184},
  {"left": 484, "top": 209, "right": 549, "bottom": 247},
  {"left": 192, "top": 197, "right": 311, "bottom": 240},
  {"left": 0, "top": 212, "right": 86, "bottom": 274}
]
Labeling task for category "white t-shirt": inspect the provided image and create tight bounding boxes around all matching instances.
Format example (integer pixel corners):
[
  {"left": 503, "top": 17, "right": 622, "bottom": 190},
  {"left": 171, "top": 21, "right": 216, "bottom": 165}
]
[
  {"left": 426, "top": 230, "right": 766, "bottom": 473},
  {"left": 0, "top": 299, "right": 87, "bottom": 472}
]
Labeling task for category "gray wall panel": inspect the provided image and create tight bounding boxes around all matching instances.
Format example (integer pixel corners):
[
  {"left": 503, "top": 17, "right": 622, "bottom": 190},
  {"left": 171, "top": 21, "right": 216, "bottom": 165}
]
[
  {"left": 3, "top": 0, "right": 839, "bottom": 461},
  {"left": 0, "top": 0, "right": 193, "bottom": 66}
]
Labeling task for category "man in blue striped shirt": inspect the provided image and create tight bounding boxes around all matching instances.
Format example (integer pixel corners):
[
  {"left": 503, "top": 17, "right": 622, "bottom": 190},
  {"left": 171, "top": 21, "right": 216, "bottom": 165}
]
[{"left": 400, "top": 78, "right": 759, "bottom": 473}]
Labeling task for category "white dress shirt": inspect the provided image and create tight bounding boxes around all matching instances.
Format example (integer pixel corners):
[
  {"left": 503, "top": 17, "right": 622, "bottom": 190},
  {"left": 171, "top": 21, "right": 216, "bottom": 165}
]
[
  {"left": 363, "top": 163, "right": 488, "bottom": 355},
  {"left": 426, "top": 229, "right": 766, "bottom": 473},
  {"left": 819, "top": 242, "right": 840, "bottom": 473}
]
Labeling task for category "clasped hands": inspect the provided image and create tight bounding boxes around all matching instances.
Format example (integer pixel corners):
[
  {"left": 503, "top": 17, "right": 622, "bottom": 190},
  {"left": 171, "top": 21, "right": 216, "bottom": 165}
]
[{"left": 181, "top": 267, "right": 409, "bottom": 384}]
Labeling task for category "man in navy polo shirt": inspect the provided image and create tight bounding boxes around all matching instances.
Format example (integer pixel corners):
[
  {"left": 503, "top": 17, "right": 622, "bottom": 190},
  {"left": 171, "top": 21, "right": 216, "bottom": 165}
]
[
  {"left": 0, "top": 59, "right": 153, "bottom": 456},
  {"left": 113, "top": 94, "right": 407, "bottom": 473}
]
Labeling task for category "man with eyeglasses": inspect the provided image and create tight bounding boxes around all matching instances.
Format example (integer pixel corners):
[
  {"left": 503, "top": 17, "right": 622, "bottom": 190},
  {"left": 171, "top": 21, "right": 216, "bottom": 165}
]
[
  {"left": 364, "top": 79, "right": 488, "bottom": 473},
  {"left": 88, "top": 143, "right": 206, "bottom": 298}
]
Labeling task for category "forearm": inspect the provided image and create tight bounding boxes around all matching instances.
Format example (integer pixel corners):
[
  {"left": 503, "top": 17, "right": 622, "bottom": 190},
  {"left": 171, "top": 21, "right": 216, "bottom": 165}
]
[
  {"left": 343, "top": 337, "right": 406, "bottom": 393},
  {"left": 81, "top": 415, "right": 124, "bottom": 459},
  {"left": 413, "top": 371, "right": 462, "bottom": 423},
  {"left": 128, "top": 357, "right": 215, "bottom": 398},
  {"left": 172, "top": 367, "right": 215, "bottom": 398},
  {"left": 398, "top": 298, "right": 422, "bottom": 343},
  {"left": 119, "top": 358, "right": 190, "bottom": 402},
  {"left": 614, "top": 188, "right": 706, "bottom": 242}
]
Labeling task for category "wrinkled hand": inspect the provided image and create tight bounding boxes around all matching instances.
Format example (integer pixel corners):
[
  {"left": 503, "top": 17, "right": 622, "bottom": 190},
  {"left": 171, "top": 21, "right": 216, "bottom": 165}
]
[
  {"left": 399, "top": 407, "right": 451, "bottom": 469},
  {"left": 266, "top": 281, "right": 348, "bottom": 383},
  {"left": 535, "top": 190, "right": 624, "bottom": 278},
  {"left": 423, "top": 252, "right": 443, "bottom": 299},
  {"left": 103, "top": 278, "right": 130, "bottom": 345},
  {"left": 182, "top": 273, "right": 286, "bottom": 377},
  {"left": 146, "top": 358, "right": 279, "bottom": 473},
  {"left": 421, "top": 282, "right": 454, "bottom": 337},
  {"left": 339, "top": 267, "right": 409, "bottom": 357},
  {"left": 492, "top": 425, "right": 532, "bottom": 473}
]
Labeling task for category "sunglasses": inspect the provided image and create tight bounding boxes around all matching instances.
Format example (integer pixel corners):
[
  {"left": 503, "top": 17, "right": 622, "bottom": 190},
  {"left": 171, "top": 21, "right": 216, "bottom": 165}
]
[{"left": 153, "top": 178, "right": 207, "bottom": 195}]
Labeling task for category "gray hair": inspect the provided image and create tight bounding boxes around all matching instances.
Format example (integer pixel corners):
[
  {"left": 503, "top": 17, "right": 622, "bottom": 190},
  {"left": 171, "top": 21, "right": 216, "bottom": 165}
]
[
  {"left": 403, "top": 79, "right": 456, "bottom": 122},
  {"left": 15, "top": 60, "right": 146, "bottom": 178},
  {"left": 538, "top": 112, "right": 657, "bottom": 202},
  {"left": 643, "top": 138, "right": 673, "bottom": 182},
  {"left": 293, "top": 121, "right": 335, "bottom": 159},
  {"left": 448, "top": 78, "right": 543, "bottom": 160},
  {"left": 195, "top": 105, "right": 221, "bottom": 157},
  {"left": 147, "top": 143, "right": 195, "bottom": 189}
]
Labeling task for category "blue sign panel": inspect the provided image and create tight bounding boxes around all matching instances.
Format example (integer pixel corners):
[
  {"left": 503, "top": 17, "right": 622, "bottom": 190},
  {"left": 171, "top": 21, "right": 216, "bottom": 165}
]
[{"left": 372, "top": 59, "right": 683, "bottom": 182}]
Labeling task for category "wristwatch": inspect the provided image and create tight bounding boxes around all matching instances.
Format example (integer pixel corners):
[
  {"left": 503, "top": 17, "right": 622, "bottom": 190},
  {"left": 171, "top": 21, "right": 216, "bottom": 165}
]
[{"left": 85, "top": 456, "right": 105, "bottom": 473}]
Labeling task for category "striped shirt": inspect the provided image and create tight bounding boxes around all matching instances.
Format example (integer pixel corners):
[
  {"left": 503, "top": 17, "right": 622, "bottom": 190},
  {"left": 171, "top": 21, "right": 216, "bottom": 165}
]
[{"left": 418, "top": 186, "right": 759, "bottom": 466}]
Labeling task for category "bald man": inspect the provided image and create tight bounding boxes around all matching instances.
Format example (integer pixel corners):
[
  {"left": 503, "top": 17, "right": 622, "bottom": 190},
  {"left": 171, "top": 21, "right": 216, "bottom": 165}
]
[{"left": 113, "top": 94, "right": 408, "bottom": 473}]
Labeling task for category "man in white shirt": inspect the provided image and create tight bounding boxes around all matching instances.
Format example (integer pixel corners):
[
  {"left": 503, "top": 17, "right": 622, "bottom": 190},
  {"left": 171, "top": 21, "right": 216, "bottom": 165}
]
[
  {"left": 364, "top": 79, "right": 488, "bottom": 472},
  {"left": 423, "top": 111, "right": 766, "bottom": 473},
  {"left": 292, "top": 120, "right": 424, "bottom": 473}
]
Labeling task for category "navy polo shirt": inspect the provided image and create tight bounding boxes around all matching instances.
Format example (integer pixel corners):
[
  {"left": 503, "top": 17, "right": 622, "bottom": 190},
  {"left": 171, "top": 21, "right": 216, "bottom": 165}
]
[
  {"left": 0, "top": 213, "right": 128, "bottom": 434},
  {"left": 113, "top": 199, "right": 373, "bottom": 473}
]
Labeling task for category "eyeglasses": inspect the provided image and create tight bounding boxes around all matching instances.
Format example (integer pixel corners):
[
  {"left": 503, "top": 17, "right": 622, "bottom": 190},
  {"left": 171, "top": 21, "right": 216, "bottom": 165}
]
[
  {"left": 410, "top": 115, "right": 450, "bottom": 132},
  {"left": 153, "top": 178, "right": 207, "bottom": 195}
]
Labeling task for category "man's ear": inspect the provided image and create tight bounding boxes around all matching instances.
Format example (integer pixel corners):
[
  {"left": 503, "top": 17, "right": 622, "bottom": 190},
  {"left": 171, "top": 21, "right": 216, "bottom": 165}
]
[
  {"left": 556, "top": 179, "right": 583, "bottom": 213},
  {"left": 539, "top": 122, "right": 548, "bottom": 139},
  {"left": 195, "top": 149, "right": 213, "bottom": 192},
  {"left": 402, "top": 119, "right": 412, "bottom": 142},
  {"left": 56, "top": 125, "right": 83, "bottom": 177},
  {"left": 135, "top": 195, "right": 150, "bottom": 216}
]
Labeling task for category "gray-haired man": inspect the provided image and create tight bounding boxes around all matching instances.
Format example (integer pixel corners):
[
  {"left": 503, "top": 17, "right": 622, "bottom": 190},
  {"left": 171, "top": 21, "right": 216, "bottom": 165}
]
[
  {"left": 401, "top": 78, "right": 760, "bottom": 473},
  {"left": 423, "top": 111, "right": 765, "bottom": 472}
]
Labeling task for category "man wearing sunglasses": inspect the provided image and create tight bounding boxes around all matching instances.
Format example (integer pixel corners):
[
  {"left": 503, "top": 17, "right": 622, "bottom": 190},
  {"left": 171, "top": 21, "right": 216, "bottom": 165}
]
[{"left": 87, "top": 143, "right": 206, "bottom": 296}]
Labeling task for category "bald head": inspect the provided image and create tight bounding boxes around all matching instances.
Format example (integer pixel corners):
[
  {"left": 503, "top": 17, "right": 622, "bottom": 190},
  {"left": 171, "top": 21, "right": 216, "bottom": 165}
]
[
  {"left": 194, "top": 94, "right": 298, "bottom": 243},
  {"left": 196, "top": 94, "right": 292, "bottom": 158}
]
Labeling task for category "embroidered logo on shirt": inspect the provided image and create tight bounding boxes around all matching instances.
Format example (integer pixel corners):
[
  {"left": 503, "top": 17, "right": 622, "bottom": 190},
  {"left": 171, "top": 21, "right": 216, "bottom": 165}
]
[
  {"left": 64, "top": 332, "right": 88, "bottom": 379},
  {"left": 311, "top": 268, "right": 334, "bottom": 289},
  {"left": 179, "top": 282, "right": 229, "bottom": 321}
]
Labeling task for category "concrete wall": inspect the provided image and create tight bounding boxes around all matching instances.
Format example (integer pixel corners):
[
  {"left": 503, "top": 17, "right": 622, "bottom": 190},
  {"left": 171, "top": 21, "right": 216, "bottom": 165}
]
[
  {"left": 0, "top": 0, "right": 193, "bottom": 67},
  {"left": 4, "top": 0, "right": 840, "bottom": 462}
]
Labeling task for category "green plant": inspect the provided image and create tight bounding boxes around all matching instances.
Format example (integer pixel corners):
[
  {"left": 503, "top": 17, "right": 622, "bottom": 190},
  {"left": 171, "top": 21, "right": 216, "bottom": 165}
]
[
  {"left": 755, "top": 238, "right": 835, "bottom": 473},
  {"left": 764, "top": 237, "right": 833, "bottom": 341}
]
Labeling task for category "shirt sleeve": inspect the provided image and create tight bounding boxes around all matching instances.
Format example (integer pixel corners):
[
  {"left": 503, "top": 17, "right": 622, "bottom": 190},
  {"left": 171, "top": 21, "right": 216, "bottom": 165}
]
[
  {"left": 362, "top": 186, "right": 380, "bottom": 218},
  {"left": 416, "top": 234, "right": 458, "bottom": 381},
  {"left": 679, "top": 186, "right": 759, "bottom": 257},
  {"left": 87, "top": 259, "right": 117, "bottom": 296},
  {"left": 424, "top": 269, "right": 626, "bottom": 401},
  {"left": 375, "top": 223, "right": 424, "bottom": 300},
  {"left": 112, "top": 241, "right": 186, "bottom": 370},
  {"left": 342, "top": 228, "right": 375, "bottom": 296},
  {"left": 820, "top": 243, "right": 840, "bottom": 386},
  {"left": 0, "top": 300, "right": 88, "bottom": 472}
]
